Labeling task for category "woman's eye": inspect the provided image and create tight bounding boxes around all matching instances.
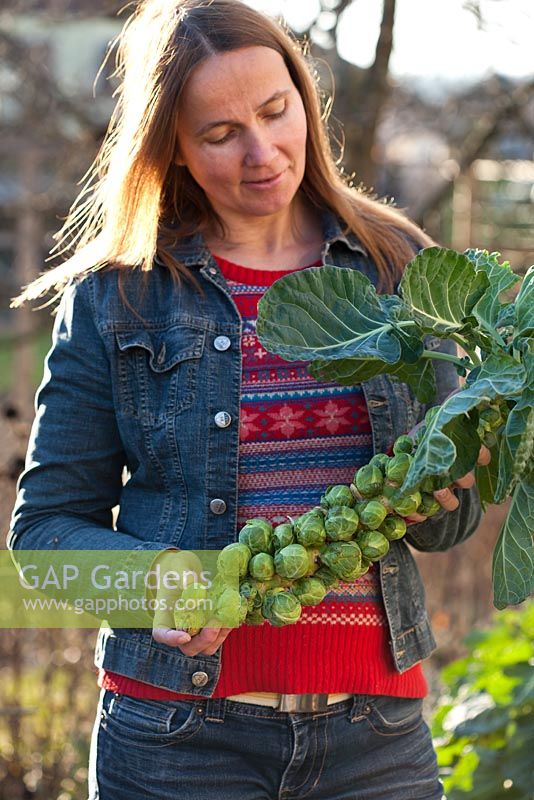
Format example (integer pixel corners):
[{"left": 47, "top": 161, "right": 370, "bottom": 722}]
[
  {"left": 209, "top": 131, "right": 234, "bottom": 146},
  {"left": 266, "top": 107, "right": 286, "bottom": 120}
]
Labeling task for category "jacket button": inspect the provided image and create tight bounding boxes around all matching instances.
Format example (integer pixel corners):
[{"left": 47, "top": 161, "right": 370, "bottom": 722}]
[
  {"left": 214, "top": 411, "right": 232, "bottom": 428},
  {"left": 213, "top": 335, "right": 231, "bottom": 351},
  {"left": 191, "top": 671, "right": 209, "bottom": 687},
  {"left": 210, "top": 498, "right": 227, "bottom": 514}
]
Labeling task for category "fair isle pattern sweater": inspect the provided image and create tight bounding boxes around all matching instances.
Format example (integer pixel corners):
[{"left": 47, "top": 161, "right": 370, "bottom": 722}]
[{"left": 99, "top": 256, "right": 427, "bottom": 699}]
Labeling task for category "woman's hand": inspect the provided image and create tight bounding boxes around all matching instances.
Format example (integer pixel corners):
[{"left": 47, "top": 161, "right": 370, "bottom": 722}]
[
  {"left": 152, "top": 624, "right": 232, "bottom": 656},
  {"left": 149, "top": 549, "right": 233, "bottom": 656},
  {"left": 404, "top": 443, "right": 491, "bottom": 524}
]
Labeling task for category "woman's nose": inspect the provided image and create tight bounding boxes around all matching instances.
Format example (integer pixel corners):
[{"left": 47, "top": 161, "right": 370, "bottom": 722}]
[{"left": 243, "top": 130, "right": 277, "bottom": 167}]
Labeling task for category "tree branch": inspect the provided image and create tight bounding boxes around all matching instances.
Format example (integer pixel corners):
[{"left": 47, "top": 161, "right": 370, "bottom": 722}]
[{"left": 411, "top": 77, "right": 534, "bottom": 223}]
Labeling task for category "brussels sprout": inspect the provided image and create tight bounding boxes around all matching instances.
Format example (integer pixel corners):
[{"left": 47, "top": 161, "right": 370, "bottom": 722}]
[
  {"left": 249, "top": 575, "right": 287, "bottom": 606},
  {"left": 294, "top": 508, "right": 325, "bottom": 530},
  {"left": 417, "top": 493, "right": 442, "bottom": 517},
  {"left": 174, "top": 584, "right": 210, "bottom": 635},
  {"left": 479, "top": 406, "right": 502, "bottom": 429},
  {"left": 292, "top": 576, "right": 327, "bottom": 606},
  {"left": 368, "top": 453, "right": 390, "bottom": 474},
  {"left": 272, "top": 523, "right": 294, "bottom": 551},
  {"left": 324, "top": 506, "right": 360, "bottom": 541},
  {"left": 217, "top": 542, "right": 251, "bottom": 579},
  {"left": 239, "top": 580, "right": 259, "bottom": 612},
  {"left": 295, "top": 515, "right": 327, "bottom": 547},
  {"left": 238, "top": 518, "right": 274, "bottom": 555},
  {"left": 209, "top": 572, "right": 235, "bottom": 604},
  {"left": 262, "top": 588, "right": 302, "bottom": 626},
  {"left": 359, "top": 499, "right": 388, "bottom": 530},
  {"left": 319, "top": 541, "right": 363, "bottom": 581},
  {"left": 390, "top": 491, "right": 422, "bottom": 517},
  {"left": 215, "top": 587, "right": 245, "bottom": 627},
  {"left": 245, "top": 607, "right": 265, "bottom": 625},
  {"left": 379, "top": 515, "right": 407, "bottom": 541},
  {"left": 313, "top": 566, "right": 340, "bottom": 590},
  {"left": 249, "top": 552, "right": 275, "bottom": 581},
  {"left": 356, "top": 531, "right": 390, "bottom": 561},
  {"left": 181, "top": 583, "right": 209, "bottom": 603},
  {"left": 481, "top": 429, "right": 498, "bottom": 448},
  {"left": 385, "top": 453, "right": 413, "bottom": 486},
  {"left": 354, "top": 464, "right": 384, "bottom": 498},
  {"left": 420, "top": 475, "right": 438, "bottom": 494},
  {"left": 393, "top": 435, "right": 414, "bottom": 455},
  {"left": 273, "top": 544, "right": 311, "bottom": 580},
  {"left": 342, "top": 560, "right": 371, "bottom": 581},
  {"left": 320, "top": 484, "right": 355, "bottom": 509}
]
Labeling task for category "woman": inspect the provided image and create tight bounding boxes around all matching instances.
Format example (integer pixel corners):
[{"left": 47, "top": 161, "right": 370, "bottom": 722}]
[{"left": 8, "top": 1, "right": 488, "bottom": 797}]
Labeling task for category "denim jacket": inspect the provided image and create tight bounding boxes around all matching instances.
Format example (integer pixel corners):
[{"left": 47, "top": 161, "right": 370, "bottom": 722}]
[{"left": 8, "top": 210, "right": 481, "bottom": 696}]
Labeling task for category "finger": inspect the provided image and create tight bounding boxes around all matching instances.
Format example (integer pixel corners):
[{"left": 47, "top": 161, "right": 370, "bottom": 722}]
[
  {"left": 405, "top": 512, "right": 427, "bottom": 525},
  {"left": 452, "top": 471, "right": 475, "bottom": 489},
  {"left": 175, "top": 626, "right": 222, "bottom": 657},
  {"left": 433, "top": 487, "right": 459, "bottom": 512},
  {"left": 200, "top": 628, "right": 233, "bottom": 656},
  {"left": 476, "top": 445, "right": 491, "bottom": 466},
  {"left": 152, "top": 627, "right": 191, "bottom": 647}
]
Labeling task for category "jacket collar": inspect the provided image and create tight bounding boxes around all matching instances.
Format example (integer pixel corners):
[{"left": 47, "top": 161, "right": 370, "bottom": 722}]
[{"left": 155, "top": 207, "right": 367, "bottom": 267}]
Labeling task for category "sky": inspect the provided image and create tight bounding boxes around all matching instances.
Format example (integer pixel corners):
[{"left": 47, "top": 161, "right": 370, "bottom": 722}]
[{"left": 246, "top": 0, "right": 534, "bottom": 86}]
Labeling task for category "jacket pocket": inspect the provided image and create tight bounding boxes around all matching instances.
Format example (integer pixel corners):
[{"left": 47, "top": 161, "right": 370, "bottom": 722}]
[{"left": 115, "top": 325, "right": 205, "bottom": 425}]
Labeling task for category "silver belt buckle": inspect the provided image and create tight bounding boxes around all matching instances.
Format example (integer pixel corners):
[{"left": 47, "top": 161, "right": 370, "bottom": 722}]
[{"left": 276, "top": 693, "right": 329, "bottom": 713}]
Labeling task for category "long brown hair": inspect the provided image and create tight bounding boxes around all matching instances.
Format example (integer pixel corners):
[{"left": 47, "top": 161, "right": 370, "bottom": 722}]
[{"left": 10, "top": 0, "right": 432, "bottom": 311}]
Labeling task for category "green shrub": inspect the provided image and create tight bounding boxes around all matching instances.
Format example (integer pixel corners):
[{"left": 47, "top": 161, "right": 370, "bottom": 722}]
[{"left": 432, "top": 601, "right": 534, "bottom": 799}]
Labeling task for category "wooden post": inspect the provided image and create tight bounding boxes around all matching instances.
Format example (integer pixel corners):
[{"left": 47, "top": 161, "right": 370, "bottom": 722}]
[{"left": 450, "top": 169, "right": 474, "bottom": 252}]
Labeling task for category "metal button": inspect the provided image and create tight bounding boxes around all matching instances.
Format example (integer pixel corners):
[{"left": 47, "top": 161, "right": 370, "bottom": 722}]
[
  {"left": 213, "top": 335, "right": 231, "bottom": 351},
  {"left": 214, "top": 411, "right": 232, "bottom": 428},
  {"left": 191, "top": 671, "right": 209, "bottom": 687},
  {"left": 208, "top": 267, "right": 217, "bottom": 275},
  {"left": 209, "top": 498, "right": 227, "bottom": 515}
]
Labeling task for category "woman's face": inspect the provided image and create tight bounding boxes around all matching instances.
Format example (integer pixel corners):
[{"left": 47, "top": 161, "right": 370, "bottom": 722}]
[{"left": 175, "top": 46, "right": 308, "bottom": 230}]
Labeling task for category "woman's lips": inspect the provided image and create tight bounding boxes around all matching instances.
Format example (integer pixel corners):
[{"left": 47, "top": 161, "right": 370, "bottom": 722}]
[{"left": 243, "top": 170, "right": 285, "bottom": 189}]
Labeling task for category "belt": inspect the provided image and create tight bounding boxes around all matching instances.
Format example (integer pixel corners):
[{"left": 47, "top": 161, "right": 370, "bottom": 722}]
[{"left": 225, "top": 692, "right": 353, "bottom": 712}]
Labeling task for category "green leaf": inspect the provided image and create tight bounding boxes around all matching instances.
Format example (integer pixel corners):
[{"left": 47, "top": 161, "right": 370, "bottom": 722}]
[
  {"left": 508, "top": 663, "right": 534, "bottom": 706},
  {"left": 495, "top": 348, "right": 534, "bottom": 503},
  {"left": 515, "top": 264, "right": 534, "bottom": 338},
  {"left": 464, "top": 248, "right": 520, "bottom": 331},
  {"left": 492, "top": 475, "right": 534, "bottom": 609},
  {"left": 495, "top": 405, "right": 534, "bottom": 503},
  {"left": 475, "top": 440, "right": 501, "bottom": 509},
  {"left": 256, "top": 266, "right": 424, "bottom": 364},
  {"left": 309, "top": 354, "right": 436, "bottom": 404},
  {"left": 399, "top": 247, "right": 489, "bottom": 336},
  {"left": 454, "top": 705, "right": 511, "bottom": 738},
  {"left": 443, "top": 413, "right": 483, "bottom": 483},
  {"left": 401, "top": 354, "right": 526, "bottom": 494},
  {"left": 496, "top": 303, "right": 517, "bottom": 330}
]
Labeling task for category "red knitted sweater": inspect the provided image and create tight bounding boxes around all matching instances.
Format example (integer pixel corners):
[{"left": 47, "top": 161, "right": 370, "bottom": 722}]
[{"left": 99, "top": 256, "right": 427, "bottom": 700}]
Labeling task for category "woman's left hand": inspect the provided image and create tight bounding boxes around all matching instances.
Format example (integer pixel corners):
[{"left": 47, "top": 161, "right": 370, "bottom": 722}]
[{"left": 404, "top": 444, "right": 491, "bottom": 524}]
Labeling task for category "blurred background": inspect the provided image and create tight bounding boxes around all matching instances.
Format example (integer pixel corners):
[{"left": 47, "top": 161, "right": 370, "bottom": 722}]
[{"left": 0, "top": 0, "right": 533, "bottom": 797}]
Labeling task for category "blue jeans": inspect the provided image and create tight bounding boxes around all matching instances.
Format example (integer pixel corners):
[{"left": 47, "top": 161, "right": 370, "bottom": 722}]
[{"left": 88, "top": 688, "right": 444, "bottom": 799}]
